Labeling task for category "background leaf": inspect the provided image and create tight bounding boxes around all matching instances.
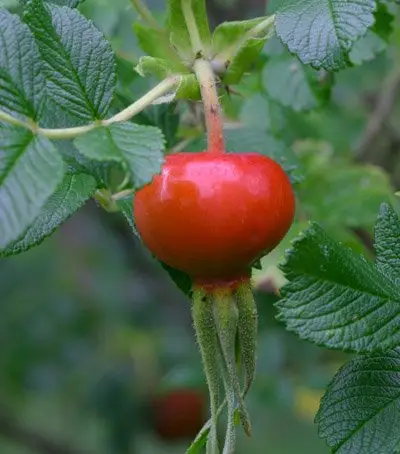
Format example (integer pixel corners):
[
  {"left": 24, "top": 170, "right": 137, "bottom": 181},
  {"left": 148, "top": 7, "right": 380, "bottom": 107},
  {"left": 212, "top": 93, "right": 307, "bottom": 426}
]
[
  {"left": 316, "top": 350, "right": 400, "bottom": 453},
  {"left": 262, "top": 55, "right": 319, "bottom": 111},
  {"left": 1, "top": 172, "right": 97, "bottom": 257},
  {"left": 275, "top": 0, "right": 376, "bottom": 70},
  {"left": 277, "top": 219, "right": 400, "bottom": 353},
  {"left": 74, "top": 123, "right": 165, "bottom": 189},
  {"left": 374, "top": 204, "right": 400, "bottom": 286},
  {"left": 0, "top": 9, "right": 45, "bottom": 120},
  {"left": 0, "top": 126, "right": 64, "bottom": 250},
  {"left": 24, "top": 0, "right": 116, "bottom": 123}
]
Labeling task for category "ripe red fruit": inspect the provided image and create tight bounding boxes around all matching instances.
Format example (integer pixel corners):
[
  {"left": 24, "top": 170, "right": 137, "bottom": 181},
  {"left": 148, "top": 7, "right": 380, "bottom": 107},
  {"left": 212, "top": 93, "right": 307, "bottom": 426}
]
[
  {"left": 134, "top": 152, "right": 295, "bottom": 283},
  {"left": 152, "top": 389, "right": 206, "bottom": 441}
]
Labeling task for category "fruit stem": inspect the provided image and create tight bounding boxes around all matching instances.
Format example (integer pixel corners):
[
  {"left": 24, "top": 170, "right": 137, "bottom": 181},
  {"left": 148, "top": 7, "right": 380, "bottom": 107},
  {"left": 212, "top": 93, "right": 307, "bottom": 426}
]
[{"left": 193, "top": 59, "right": 225, "bottom": 154}]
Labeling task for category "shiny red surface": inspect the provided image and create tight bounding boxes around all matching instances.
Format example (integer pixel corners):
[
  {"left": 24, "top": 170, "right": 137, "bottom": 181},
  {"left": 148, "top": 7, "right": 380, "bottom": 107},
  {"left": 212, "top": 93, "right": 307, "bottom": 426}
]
[{"left": 134, "top": 152, "right": 295, "bottom": 280}]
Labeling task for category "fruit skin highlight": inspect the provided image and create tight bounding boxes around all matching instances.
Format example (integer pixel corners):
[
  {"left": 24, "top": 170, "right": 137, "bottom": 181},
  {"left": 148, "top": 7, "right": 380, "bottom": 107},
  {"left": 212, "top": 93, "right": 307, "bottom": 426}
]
[{"left": 134, "top": 151, "right": 295, "bottom": 284}]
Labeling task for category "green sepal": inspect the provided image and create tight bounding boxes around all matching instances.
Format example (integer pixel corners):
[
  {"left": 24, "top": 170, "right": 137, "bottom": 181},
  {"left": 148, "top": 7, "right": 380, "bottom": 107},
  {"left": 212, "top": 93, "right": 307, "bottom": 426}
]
[{"left": 135, "top": 57, "right": 200, "bottom": 100}]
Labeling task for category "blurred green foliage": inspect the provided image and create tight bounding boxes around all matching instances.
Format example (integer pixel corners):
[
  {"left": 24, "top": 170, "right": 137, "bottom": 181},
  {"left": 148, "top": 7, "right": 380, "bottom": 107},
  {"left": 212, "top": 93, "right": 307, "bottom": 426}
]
[{"left": 1, "top": 0, "right": 400, "bottom": 453}]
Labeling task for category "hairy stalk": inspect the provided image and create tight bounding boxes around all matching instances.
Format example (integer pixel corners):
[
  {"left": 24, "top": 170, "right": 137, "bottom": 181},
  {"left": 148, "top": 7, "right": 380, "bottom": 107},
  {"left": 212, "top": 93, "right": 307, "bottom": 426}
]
[
  {"left": 213, "top": 290, "right": 252, "bottom": 437},
  {"left": 236, "top": 283, "right": 258, "bottom": 397},
  {"left": 216, "top": 341, "right": 236, "bottom": 454},
  {"left": 192, "top": 288, "right": 221, "bottom": 454},
  {"left": 193, "top": 59, "right": 225, "bottom": 153},
  {"left": 0, "top": 77, "right": 180, "bottom": 140}
]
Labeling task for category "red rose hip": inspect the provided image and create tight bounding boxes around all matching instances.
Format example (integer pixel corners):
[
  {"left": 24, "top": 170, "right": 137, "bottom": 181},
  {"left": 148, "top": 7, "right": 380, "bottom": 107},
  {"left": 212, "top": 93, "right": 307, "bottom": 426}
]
[{"left": 133, "top": 152, "right": 295, "bottom": 282}]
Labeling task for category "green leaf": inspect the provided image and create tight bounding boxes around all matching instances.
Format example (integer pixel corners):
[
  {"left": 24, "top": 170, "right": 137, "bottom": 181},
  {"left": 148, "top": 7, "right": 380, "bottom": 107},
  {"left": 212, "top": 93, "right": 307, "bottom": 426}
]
[
  {"left": 74, "top": 123, "right": 165, "bottom": 189},
  {"left": 118, "top": 195, "right": 192, "bottom": 296},
  {"left": 349, "top": 31, "right": 386, "bottom": 65},
  {"left": 24, "top": 0, "right": 116, "bottom": 122},
  {"left": 186, "top": 425, "right": 210, "bottom": 453},
  {"left": 187, "top": 127, "right": 302, "bottom": 183},
  {"left": 212, "top": 17, "right": 272, "bottom": 85},
  {"left": 262, "top": 55, "right": 319, "bottom": 111},
  {"left": 135, "top": 56, "right": 200, "bottom": 99},
  {"left": 167, "top": 0, "right": 211, "bottom": 59},
  {"left": 0, "top": 126, "right": 65, "bottom": 250},
  {"left": 275, "top": 0, "right": 376, "bottom": 70},
  {"left": 135, "top": 103, "right": 180, "bottom": 149},
  {"left": 239, "top": 94, "right": 286, "bottom": 134},
  {"left": 349, "top": 4, "right": 394, "bottom": 65},
  {"left": 298, "top": 150, "right": 394, "bottom": 229},
  {"left": 116, "top": 195, "right": 138, "bottom": 236},
  {"left": 133, "top": 22, "right": 186, "bottom": 72},
  {"left": 1, "top": 172, "right": 96, "bottom": 257},
  {"left": 375, "top": 204, "right": 400, "bottom": 285},
  {"left": 277, "top": 213, "right": 400, "bottom": 353},
  {"left": 0, "top": 9, "right": 45, "bottom": 121},
  {"left": 20, "top": 0, "right": 84, "bottom": 7},
  {"left": 316, "top": 350, "right": 400, "bottom": 453},
  {"left": 372, "top": 3, "right": 394, "bottom": 42}
]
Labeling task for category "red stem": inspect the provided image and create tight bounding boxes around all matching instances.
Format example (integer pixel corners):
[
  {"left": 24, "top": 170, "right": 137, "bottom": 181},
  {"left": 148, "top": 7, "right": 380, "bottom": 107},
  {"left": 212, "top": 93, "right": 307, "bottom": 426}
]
[{"left": 194, "top": 59, "right": 225, "bottom": 153}]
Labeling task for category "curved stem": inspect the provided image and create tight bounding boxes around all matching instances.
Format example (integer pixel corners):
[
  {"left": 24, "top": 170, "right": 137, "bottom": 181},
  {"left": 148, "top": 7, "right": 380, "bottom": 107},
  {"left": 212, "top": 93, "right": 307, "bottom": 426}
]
[
  {"left": 0, "top": 77, "right": 180, "bottom": 140},
  {"left": 194, "top": 59, "right": 225, "bottom": 153},
  {"left": 103, "top": 76, "right": 180, "bottom": 125}
]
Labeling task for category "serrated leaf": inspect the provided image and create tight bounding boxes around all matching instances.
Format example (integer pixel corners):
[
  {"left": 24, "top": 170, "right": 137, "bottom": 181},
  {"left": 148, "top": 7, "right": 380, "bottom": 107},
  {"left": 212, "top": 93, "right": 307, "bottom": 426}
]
[
  {"left": 118, "top": 195, "right": 192, "bottom": 296},
  {"left": 24, "top": 0, "right": 116, "bottom": 122},
  {"left": 0, "top": 9, "right": 45, "bottom": 120},
  {"left": 375, "top": 204, "right": 400, "bottom": 285},
  {"left": 167, "top": 0, "right": 211, "bottom": 59},
  {"left": 1, "top": 172, "right": 96, "bottom": 257},
  {"left": 58, "top": 140, "right": 113, "bottom": 187},
  {"left": 135, "top": 103, "right": 180, "bottom": 148},
  {"left": 135, "top": 56, "right": 199, "bottom": 100},
  {"left": 20, "top": 0, "right": 83, "bottom": 7},
  {"left": 116, "top": 195, "right": 138, "bottom": 236},
  {"left": 316, "top": 350, "right": 400, "bottom": 453},
  {"left": 212, "top": 17, "right": 272, "bottom": 85},
  {"left": 74, "top": 123, "right": 164, "bottom": 189},
  {"left": 262, "top": 55, "right": 318, "bottom": 111},
  {"left": 0, "top": 126, "right": 64, "bottom": 250},
  {"left": 349, "top": 4, "right": 394, "bottom": 65},
  {"left": 275, "top": 0, "right": 376, "bottom": 70},
  {"left": 187, "top": 127, "right": 302, "bottom": 183},
  {"left": 277, "top": 216, "right": 400, "bottom": 353}
]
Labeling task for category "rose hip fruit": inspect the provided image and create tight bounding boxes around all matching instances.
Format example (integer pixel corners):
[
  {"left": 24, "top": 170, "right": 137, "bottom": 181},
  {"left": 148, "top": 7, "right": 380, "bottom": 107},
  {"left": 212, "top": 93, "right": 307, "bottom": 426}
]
[{"left": 133, "top": 152, "right": 295, "bottom": 283}]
